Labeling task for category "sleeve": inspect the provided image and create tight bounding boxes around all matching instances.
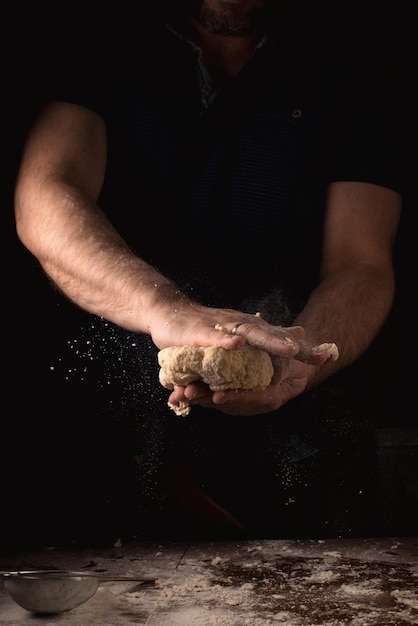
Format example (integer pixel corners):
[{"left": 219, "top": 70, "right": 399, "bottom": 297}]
[
  {"left": 273, "top": 3, "right": 408, "bottom": 198},
  {"left": 327, "top": 36, "right": 407, "bottom": 196},
  {"left": 329, "top": 91, "right": 406, "bottom": 196}
]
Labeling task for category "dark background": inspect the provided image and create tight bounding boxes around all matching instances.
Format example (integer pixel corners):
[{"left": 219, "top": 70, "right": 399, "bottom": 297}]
[{"left": 2, "top": 2, "right": 416, "bottom": 549}]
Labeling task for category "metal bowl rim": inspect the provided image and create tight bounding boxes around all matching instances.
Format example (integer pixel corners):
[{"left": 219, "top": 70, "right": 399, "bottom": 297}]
[{"left": 3, "top": 570, "right": 102, "bottom": 580}]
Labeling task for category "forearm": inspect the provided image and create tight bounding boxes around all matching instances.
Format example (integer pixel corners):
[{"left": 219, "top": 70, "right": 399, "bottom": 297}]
[
  {"left": 15, "top": 181, "right": 181, "bottom": 333},
  {"left": 15, "top": 180, "right": 338, "bottom": 363},
  {"left": 293, "top": 263, "right": 396, "bottom": 388}
]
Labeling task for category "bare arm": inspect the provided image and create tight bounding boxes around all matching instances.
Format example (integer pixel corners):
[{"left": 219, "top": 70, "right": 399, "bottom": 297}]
[
  {"left": 176, "top": 180, "right": 401, "bottom": 415},
  {"left": 14, "top": 101, "right": 332, "bottom": 361},
  {"left": 14, "top": 101, "right": 177, "bottom": 334},
  {"left": 16, "top": 102, "right": 400, "bottom": 416},
  {"left": 294, "top": 180, "right": 401, "bottom": 388}
]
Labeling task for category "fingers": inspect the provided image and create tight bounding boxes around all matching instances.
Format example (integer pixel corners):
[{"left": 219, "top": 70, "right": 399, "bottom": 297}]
[
  {"left": 217, "top": 321, "right": 301, "bottom": 358},
  {"left": 214, "top": 318, "right": 338, "bottom": 365},
  {"left": 294, "top": 340, "right": 339, "bottom": 365}
]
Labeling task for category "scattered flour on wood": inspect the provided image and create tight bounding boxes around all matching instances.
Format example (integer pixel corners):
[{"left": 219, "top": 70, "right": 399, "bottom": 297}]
[
  {"left": 391, "top": 589, "right": 418, "bottom": 609},
  {"left": 340, "top": 582, "right": 385, "bottom": 596},
  {"left": 304, "top": 568, "right": 341, "bottom": 583}
]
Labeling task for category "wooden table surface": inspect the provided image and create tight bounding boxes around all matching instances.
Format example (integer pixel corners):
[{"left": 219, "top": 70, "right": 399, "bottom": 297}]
[{"left": 0, "top": 537, "right": 417, "bottom": 625}]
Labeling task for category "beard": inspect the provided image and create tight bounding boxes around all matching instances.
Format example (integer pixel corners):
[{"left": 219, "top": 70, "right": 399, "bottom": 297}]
[{"left": 178, "top": 0, "right": 271, "bottom": 35}]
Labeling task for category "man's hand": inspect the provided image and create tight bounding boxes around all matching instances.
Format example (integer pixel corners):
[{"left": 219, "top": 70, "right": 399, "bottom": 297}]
[
  {"left": 150, "top": 301, "right": 338, "bottom": 365},
  {"left": 167, "top": 358, "right": 312, "bottom": 417}
]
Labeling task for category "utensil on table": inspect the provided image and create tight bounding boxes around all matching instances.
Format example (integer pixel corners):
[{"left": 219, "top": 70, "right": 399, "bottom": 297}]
[{"left": 1, "top": 569, "right": 155, "bottom": 614}]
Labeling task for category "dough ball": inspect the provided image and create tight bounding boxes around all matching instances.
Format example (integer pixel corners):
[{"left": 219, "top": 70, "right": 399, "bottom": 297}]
[
  {"left": 200, "top": 346, "right": 273, "bottom": 391},
  {"left": 158, "top": 345, "right": 274, "bottom": 392}
]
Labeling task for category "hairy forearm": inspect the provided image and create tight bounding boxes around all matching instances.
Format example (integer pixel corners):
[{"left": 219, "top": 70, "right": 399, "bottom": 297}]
[
  {"left": 15, "top": 182, "right": 179, "bottom": 333},
  {"left": 293, "top": 263, "right": 396, "bottom": 387}
]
